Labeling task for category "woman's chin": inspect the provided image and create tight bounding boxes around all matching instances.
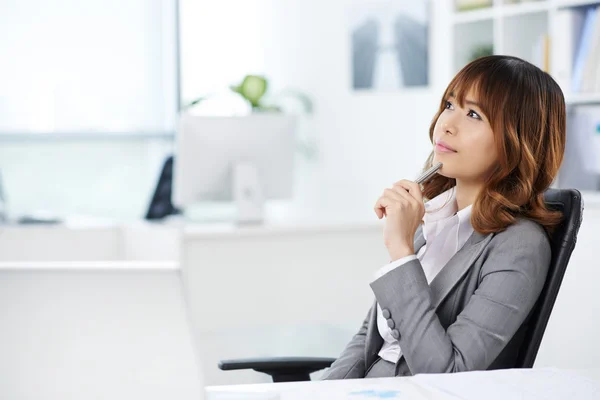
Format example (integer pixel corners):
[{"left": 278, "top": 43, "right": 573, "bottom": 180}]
[
  {"left": 436, "top": 166, "right": 456, "bottom": 179},
  {"left": 433, "top": 156, "right": 457, "bottom": 179}
]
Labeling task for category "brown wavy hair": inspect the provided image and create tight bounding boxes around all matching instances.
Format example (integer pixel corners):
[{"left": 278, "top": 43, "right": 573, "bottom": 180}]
[{"left": 422, "top": 55, "right": 566, "bottom": 234}]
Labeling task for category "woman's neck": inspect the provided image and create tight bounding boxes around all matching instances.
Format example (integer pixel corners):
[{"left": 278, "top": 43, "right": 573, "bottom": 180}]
[{"left": 454, "top": 180, "right": 484, "bottom": 211}]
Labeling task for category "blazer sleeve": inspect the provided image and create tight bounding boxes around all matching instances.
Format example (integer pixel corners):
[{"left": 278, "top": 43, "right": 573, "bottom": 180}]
[
  {"left": 369, "top": 225, "right": 551, "bottom": 374},
  {"left": 321, "top": 306, "right": 373, "bottom": 380}
]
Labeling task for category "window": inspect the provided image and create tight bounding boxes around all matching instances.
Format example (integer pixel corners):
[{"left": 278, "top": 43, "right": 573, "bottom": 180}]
[
  {"left": 0, "top": 0, "right": 177, "bottom": 134},
  {"left": 178, "top": 0, "right": 267, "bottom": 107}
]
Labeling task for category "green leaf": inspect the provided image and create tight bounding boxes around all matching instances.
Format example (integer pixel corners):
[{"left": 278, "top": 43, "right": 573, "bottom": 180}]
[{"left": 237, "top": 75, "right": 268, "bottom": 107}]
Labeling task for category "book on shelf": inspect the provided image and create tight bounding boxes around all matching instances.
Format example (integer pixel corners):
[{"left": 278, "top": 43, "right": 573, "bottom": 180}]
[
  {"left": 552, "top": 5, "right": 600, "bottom": 95},
  {"left": 571, "top": 6, "right": 600, "bottom": 93},
  {"left": 504, "top": 0, "right": 546, "bottom": 3},
  {"left": 582, "top": 12, "right": 600, "bottom": 92},
  {"left": 455, "top": 0, "right": 493, "bottom": 12},
  {"left": 532, "top": 34, "right": 550, "bottom": 72}
]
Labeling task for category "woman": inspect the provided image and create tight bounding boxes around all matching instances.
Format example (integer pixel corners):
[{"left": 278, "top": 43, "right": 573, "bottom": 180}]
[{"left": 322, "top": 55, "right": 566, "bottom": 379}]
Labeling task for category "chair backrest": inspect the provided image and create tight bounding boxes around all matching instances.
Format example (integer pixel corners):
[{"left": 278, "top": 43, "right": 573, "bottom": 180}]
[
  {"left": 145, "top": 155, "right": 181, "bottom": 220},
  {"left": 515, "top": 188, "right": 584, "bottom": 367}
]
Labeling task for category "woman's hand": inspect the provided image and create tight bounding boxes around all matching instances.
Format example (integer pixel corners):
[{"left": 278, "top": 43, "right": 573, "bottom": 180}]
[{"left": 374, "top": 180, "right": 425, "bottom": 261}]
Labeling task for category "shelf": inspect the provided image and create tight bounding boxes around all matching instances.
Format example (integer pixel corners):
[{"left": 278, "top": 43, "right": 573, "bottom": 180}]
[
  {"left": 556, "top": 0, "right": 600, "bottom": 9},
  {"left": 453, "top": 1, "right": 600, "bottom": 23},
  {"left": 453, "top": 1, "right": 549, "bottom": 23},
  {"left": 503, "top": 1, "right": 551, "bottom": 16},
  {"left": 565, "top": 93, "right": 600, "bottom": 105},
  {"left": 453, "top": 7, "right": 496, "bottom": 24}
]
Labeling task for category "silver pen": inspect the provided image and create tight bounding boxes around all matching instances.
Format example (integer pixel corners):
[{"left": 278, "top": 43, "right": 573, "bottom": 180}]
[{"left": 415, "top": 162, "right": 443, "bottom": 184}]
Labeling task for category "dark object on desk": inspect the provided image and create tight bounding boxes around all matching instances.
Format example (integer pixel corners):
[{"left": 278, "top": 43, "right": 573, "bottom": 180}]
[
  {"left": 218, "top": 189, "right": 583, "bottom": 382},
  {"left": 17, "top": 214, "right": 62, "bottom": 224},
  {"left": 145, "top": 155, "right": 181, "bottom": 220},
  {"left": 219, "top": 357, "right": 335, "bottom": 383}
]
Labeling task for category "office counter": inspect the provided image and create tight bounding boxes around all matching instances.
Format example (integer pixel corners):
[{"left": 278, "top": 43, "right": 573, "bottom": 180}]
[{"left": 0, "top": 219, "right": 179, "bottom": 261}]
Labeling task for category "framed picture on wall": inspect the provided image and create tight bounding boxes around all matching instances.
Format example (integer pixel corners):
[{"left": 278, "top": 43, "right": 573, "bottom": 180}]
[{"left": 350, "top": 1, "right": 430, "bottom": 90}]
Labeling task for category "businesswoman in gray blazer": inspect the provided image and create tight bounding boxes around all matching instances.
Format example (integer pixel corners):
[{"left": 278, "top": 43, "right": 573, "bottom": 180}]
[{"left": 323, "top": 55, "right": 566, "bottom": 379}]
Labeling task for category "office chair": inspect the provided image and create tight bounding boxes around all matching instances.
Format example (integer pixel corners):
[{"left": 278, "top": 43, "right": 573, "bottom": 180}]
[
  {"left": 145, "top": 155, "right": 181, "bottom": 220},
  {"left": 218, "top": 189, "right": 584, "bottom": 382}
]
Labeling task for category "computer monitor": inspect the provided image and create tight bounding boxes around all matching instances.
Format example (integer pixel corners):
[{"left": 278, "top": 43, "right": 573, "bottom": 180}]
[{"left": 173, "top": 114, "right": 296, "bottom": 223}]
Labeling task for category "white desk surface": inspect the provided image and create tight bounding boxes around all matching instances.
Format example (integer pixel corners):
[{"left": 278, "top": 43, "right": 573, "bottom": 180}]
[{"left": 205, "top": 368, "right": 600, "bottom": 400}]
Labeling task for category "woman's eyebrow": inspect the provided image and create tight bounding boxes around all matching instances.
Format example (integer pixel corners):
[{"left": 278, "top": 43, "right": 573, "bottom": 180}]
[
  {"left": 447, "top": 93, "right": 482, "bottom": 109},
  {"left": 465, "top": 99, "right": 482, "bottom": 108}
]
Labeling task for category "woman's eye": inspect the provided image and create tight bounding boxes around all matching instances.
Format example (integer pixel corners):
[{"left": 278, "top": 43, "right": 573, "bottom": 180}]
[
  {"left": 445, "top": 101, "right": 453, "bottom": 109},
  {"left": 468, "top": 110, "right": 481, "bottom": 120}
]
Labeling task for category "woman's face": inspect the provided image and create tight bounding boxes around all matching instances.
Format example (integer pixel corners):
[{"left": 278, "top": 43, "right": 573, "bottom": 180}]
[{"left": 432, "top": 89, "right": 499, "bottom": 183}]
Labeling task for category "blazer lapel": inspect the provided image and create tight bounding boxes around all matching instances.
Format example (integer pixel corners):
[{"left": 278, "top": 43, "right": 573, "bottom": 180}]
[{"left": 429, "top": 230, "right": 494, "bottom": 309}]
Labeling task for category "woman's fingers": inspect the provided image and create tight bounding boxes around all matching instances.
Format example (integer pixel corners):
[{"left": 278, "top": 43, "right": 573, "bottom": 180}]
[
  {"left": 391, "top": 180, "right": 425, "bottom": 217},
  {"left": 375, "top": 180, "right": 425, "bottom": 220},
  {"left": 374, "top": 195, "right": 394, "bottom": 219},
  {"left": 394, "top": 180, "right": 424, "bottom": 203},
  {"left": 390, "top": 185, "right": 414, "bottom": 202},
  {"left": 375, "top": 190, "right": 398, "bottom": 218},
  {"left": 375, "top": 188, "right": 411, "bottom": 219}
]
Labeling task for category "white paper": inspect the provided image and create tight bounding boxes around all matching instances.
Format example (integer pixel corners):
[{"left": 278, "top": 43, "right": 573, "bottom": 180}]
[
  {"left": 411, "top": 368, "right": 600, "bottom": 400},
  {"left": 207, "top": 369, "right": 600, "bottom": 400},
  {"left": 279, "top": 378, "right": 458, "bottom": 400}
]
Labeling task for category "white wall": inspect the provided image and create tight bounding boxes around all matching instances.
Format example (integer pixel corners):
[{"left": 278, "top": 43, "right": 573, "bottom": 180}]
[
  {"left": 534, "top": 207, "right": 600, "bottom": 370},
  {"left": 253, "top": 0, "right": 453, "bottom": 211}
]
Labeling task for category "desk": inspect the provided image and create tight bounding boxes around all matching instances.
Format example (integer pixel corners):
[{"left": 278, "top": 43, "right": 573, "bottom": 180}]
[
  {"left": 180, "top": 220, "right": 387, "bottom": 386},
  {"left": 0, "top": 219, "right": 179, "bottom": 261},
  {"left": 0, "top": 261, "right": 202, "bottom": 400},
  {"left": 206, "top": 368, "right": 600, "bottom": 400}
]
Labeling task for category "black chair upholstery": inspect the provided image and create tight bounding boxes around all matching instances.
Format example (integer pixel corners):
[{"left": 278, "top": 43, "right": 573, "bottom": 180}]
[
  {"left": 514, "top": 188, "right": 583, "bottom": 367},
  {"left": 145, "top": 155, "right": 181, "bottom": 220},
  {"left": 219, "top": 189, "right": 583, "bottom": 381}
]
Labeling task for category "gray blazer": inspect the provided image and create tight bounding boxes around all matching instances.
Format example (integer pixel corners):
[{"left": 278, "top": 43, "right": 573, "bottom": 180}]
[{"left": 322, "top": 218, "right": 551, "bottom": 379}]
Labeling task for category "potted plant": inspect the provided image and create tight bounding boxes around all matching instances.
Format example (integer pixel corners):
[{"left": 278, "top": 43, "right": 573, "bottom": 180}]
[{"left": 183, "top": 75, "right": 317, "bottom": 159}]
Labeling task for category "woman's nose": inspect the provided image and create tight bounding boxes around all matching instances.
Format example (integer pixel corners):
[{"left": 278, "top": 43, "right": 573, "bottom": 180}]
[{"left": 442, "top": 113, "right": 459, "bottom": 135}]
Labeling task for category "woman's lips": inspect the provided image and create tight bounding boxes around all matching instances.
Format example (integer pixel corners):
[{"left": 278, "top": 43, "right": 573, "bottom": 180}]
[{"left": 435, "top": 143, "right": 457, "bottom": 153}]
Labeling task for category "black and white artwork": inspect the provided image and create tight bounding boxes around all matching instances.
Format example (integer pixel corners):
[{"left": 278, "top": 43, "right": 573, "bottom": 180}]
[{"left": 350, "top": 2, "right": 429, "bottom": 90}]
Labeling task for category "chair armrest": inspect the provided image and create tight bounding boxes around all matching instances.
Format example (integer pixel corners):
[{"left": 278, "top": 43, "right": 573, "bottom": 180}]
[{"left": 218, "top": 357, "right": 336, "bottom": 382}]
